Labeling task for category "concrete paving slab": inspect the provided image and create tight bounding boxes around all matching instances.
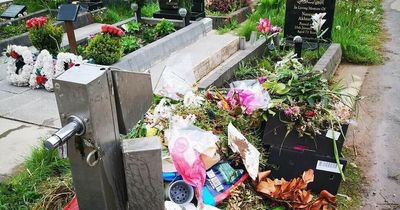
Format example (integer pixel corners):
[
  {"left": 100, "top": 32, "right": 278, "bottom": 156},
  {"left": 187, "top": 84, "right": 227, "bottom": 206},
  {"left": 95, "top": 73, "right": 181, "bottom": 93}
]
[
  {"left": 0, "top": 117, "right": 55, "bottom": 182},
  {"left": 150, "top": 33, "right": 239, "bottom": 90},
  {"left": 0, "top": 79, "right": 30, "bottom": 94},
  {"left": 0, "top": 89, "right": 60, "bottom": 128}
]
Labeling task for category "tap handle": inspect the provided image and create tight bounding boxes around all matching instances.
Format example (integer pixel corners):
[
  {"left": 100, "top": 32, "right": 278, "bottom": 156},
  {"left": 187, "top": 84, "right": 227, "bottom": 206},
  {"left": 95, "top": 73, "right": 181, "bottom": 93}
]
[{"left": 44, "top": 116, "right": 85, "bottom": 150}]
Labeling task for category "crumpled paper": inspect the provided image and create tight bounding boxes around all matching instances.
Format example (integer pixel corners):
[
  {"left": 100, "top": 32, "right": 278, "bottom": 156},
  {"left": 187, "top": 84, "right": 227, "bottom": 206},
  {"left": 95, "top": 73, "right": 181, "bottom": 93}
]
[{"left": 227, "top": 123, "right": 260, "bottom": 180}]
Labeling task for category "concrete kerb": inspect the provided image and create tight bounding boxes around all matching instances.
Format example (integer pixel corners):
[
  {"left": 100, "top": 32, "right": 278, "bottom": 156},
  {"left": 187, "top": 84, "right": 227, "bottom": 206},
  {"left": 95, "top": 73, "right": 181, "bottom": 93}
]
[
  {"left": 113, "top": 18, "right": 213, "bottom": 73},
  {"left": 313, "top": 43, "right": 342, "bottom": 78},
  {"left": 198, "top": 42, "right": 343, "bottom": 89},
  {"left": 198, "top": 37, "right": 267, "bottom": 88}
]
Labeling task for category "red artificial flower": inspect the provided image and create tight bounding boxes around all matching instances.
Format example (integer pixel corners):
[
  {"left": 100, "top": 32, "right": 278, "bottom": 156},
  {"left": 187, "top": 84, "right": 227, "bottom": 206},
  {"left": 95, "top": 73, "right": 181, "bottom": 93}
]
[
  {"left": 26, "top": 16, "right": 48, "bottom": 29},
  {"left": 305, "top": 110, "right": 316, "bottom": 118},
  {"left": 68, "top": 62, "right": 75, "bottom": 69},
  {"left": 36, "top": 75, "right": 48, "bottom": 85},
  {"left": 10, "top": 50, "right": 19, "bottom": 59},
  {"left": 101, "top": 24, "right": 124, "bottom": 37}
]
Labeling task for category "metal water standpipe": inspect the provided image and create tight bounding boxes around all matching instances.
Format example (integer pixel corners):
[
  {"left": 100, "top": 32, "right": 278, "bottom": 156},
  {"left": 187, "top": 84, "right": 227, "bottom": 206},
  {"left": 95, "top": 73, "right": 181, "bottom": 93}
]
[{"left": 44, "top": 115, "right": 85, "bottom": 150}]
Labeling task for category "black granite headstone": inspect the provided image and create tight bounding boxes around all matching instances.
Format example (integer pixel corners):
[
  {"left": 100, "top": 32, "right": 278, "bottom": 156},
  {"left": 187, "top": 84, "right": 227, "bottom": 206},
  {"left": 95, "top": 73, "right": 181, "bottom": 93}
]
[
  {"left": 153, "top": 0, "right": 205, "bottom": 21},
  {"left": 284, "top": 0, "right": 336, "bottom": 41},
  {"left": 57, "top": 4, "right": 80, "bottom": 22},
  {"left": 0, "top": 5, "right": 27, "bottom": 19}
]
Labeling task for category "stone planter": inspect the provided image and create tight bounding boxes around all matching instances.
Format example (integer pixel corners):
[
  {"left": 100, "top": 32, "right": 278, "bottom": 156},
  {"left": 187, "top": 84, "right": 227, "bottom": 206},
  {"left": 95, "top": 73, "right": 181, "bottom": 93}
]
[{"left": 207, "top": 6, "right": 252, "bottom": 29}]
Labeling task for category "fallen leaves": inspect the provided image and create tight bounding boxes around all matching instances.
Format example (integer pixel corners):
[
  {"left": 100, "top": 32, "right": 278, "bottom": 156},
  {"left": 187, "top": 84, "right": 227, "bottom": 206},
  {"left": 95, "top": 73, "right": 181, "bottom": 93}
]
[{"left": 255, "top": 169, "right": 337, "bottom": 210}]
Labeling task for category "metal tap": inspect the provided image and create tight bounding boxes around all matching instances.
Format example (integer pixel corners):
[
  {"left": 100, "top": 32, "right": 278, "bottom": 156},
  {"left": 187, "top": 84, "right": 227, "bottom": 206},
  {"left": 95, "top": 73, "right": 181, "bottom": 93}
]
[{"left": 44, "top": 115, "right": 85, "bottom": 150}]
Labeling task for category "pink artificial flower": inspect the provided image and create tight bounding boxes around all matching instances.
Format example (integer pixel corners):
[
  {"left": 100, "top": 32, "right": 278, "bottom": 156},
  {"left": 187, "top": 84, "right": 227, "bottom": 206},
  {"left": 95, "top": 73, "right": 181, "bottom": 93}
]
[
  {"left": 101, "top": 24, "right": 125, "bottom": 37},
  {"left": 256, "top": 18, "right": 272, "bottom": 34},
  {"left": 239, "top": 90, "right": 256, "bottom": 114}
]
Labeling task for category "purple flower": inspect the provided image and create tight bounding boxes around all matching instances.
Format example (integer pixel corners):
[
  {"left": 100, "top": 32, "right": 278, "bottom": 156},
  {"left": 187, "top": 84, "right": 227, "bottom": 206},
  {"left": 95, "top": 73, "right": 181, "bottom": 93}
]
[
  {"left": 284, "top": 108, "right": 294, "bottom": 116},
  {"left": 258, "top": 76, "right": 267, "bottom": 84}
]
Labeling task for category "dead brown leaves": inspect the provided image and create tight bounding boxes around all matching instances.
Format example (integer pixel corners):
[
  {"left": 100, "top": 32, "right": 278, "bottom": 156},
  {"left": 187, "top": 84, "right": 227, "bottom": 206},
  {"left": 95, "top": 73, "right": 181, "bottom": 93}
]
[{"left": 255, "top": 169, "right": 337, "bottom": 210}]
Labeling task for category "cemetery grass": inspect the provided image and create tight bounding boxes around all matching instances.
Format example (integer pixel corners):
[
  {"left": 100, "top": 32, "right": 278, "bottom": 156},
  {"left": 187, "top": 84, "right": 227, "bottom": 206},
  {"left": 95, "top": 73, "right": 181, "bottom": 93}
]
[
  {"left": 238, "top": 0, "right": 384, "bottom": 64},
  {"left": 0, "top": 145, "right": 72, "bottom": 210},
  {"left": 141, "top": 3, "right": 160, "bottom": 17},
  {"left": 13, "top": 0, "right": 68, "bottom": 13}
]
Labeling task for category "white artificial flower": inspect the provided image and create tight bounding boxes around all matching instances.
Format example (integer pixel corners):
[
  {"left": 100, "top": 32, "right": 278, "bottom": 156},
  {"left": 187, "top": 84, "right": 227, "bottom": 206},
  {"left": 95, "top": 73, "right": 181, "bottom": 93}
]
[
  {"left": 183, "top": 91, "right": 204, "bottom": 108},
  {"left": 29, "top": 49, "right": 55, "bottom": 91},
  {"left": 169, "top": 114, "right": 196, "bottom": 129},
  {"left": 5, "top": 45, "right": 34, "bottom": 86},
  {"left": 311, "top": 12, "right": 327, "bottom": 36}
]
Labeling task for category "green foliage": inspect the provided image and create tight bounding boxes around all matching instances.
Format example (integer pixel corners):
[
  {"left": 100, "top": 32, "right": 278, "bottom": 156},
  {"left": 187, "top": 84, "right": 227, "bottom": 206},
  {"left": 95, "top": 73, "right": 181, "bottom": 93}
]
[
  {"left": 125, "top": 21, "right": 141, "bottom": 34},
  {"left": 94, "top": 5, "right": 132, "bottom": 24},
  {"left": 121, "top": 35, "right": 140, "bottom": 54},
  {"left": 179, "top": 0, "right": 193, "bottom": 11},
  {"left": 86, "top": 33, "right": 123, "bottom": 65},
  {"left": 142, "top": 27, "right": 157, "bottom": 43},
  {"left": 141, "top": 2, "right": 160, "bottom": 17},
  {"left": 0, "top": 24, "right": 27, "bottom": 40},
  {"left": 332, "top": 0, "right": 383, "bottom": 64},
  {"left": 28, "top": 23, "right": 63, "bottom": 55},
  {"left": 13, "top": 0, "right": 67, "bottom": 12},
  {"left": 0, "top": 145, "right": 70, "bottom": 209},
  {"left": 217, "top": 19, "right": 239, "bottom": 34},
  {"left": 154, "top": 19, "right": 175, "bottom": 37}
]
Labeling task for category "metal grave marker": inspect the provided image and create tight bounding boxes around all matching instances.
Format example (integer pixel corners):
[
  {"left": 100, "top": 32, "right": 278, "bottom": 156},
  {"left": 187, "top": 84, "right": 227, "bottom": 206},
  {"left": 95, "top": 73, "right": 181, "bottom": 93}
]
[{"left": 0, "top": 4, "right": 27, "bottom": 19}]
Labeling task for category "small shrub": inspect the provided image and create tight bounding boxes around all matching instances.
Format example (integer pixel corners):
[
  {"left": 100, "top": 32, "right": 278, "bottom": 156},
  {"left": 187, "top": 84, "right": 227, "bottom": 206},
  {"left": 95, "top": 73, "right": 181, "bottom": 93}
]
[
  {"left": 124, "top": 21, "right": 141, "bottom": 34},
  {"left": 86, "top": 33, "right": 123, "bottom": 65},
  {"left": 122, "top": 36, "right": 140, "bottom": 54},
  {"left": 27, "top": 17, "right": 63, "bottom": 55},
  {"left": 143, "top": 27, "right": 157, "bottom": 43},
  {"left": 154, "top": 19, "right": 175, "bottom": 37}
]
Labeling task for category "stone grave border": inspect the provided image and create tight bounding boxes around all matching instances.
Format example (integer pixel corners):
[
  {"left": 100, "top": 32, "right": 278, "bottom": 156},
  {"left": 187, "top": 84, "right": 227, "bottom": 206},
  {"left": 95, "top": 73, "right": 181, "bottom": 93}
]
[
  {"left": 199, "top": 42, "right": 343, "bottom": 88},
  {"left": 113, "top": 18, "right": 213, "bottom": 73},
  {"left": 207, "top": 6, "right": 252, "bottom": 29}
]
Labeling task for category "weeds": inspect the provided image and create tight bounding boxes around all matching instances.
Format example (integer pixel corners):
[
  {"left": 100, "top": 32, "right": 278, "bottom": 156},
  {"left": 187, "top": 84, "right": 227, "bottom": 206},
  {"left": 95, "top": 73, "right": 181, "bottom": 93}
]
[
  {"left": 217, "top": 20, "right": 239, "bottom": 34},
  {"left": 0, "top": 145, "right": 71, "bottom": 210}
]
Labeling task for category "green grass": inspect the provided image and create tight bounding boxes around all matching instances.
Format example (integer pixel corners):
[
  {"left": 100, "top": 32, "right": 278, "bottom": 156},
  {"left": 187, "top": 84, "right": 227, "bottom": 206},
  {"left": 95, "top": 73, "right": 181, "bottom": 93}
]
[
  {"left": 94, "top": 4, "right": 133, "bottom": 24},
  {"left": 141, "top": 3, "right": 160, "bottom": 17},
  {"left": 337, "top": 148, "right": 363, "bottom": 210},
  {"left": 332, "top": 0, "right": 383, "bottom": 64},
  {"left": 0, "top": 145, "right": 72, "bottom": 210},
  {"left": 13, "top": 0, "right": 67, "bottom": 12},
  {"left": 238, "top": 0, "right": 383, "bottom": 64},
  {"left": 217, "top": 19, "right": 239, "bottom": 34},
  {"left": 0, "top": 24, "right": 27, "bottom": 40}
]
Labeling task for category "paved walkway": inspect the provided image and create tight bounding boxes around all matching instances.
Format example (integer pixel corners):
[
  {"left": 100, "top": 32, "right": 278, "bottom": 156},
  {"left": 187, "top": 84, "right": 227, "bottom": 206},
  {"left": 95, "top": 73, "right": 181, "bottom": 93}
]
[{"left": 344, "top": 0, "right": 400, "bottom": 208}]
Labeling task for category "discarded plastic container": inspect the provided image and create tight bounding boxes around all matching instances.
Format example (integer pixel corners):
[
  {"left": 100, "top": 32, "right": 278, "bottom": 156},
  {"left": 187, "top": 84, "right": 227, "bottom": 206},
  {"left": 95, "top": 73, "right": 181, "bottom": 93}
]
[{"left": 166, "top": 180, "right": 195, "bottom": 205}]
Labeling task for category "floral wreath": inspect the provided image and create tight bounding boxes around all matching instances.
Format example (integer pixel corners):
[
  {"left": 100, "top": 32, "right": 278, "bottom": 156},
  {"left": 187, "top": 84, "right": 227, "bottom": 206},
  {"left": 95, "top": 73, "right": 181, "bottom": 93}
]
[
  {"left": 54, "top": 52, "right": 83, "bottom": 77},
  {"left": 5, "top": 45, "right": 34, "bottom": 86},
  {"left": 29, "top": 50, "right": 56, "bottom": 91}
]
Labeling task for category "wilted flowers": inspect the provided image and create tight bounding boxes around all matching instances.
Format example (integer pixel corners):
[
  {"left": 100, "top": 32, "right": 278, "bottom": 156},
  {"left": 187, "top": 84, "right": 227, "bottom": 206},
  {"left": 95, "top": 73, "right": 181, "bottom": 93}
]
[
  {"left": 101, "top": 24, "right": 125, "bottom": 37},
  {"left": 25, "top": 16, "right": 48, "bottom": 29}
]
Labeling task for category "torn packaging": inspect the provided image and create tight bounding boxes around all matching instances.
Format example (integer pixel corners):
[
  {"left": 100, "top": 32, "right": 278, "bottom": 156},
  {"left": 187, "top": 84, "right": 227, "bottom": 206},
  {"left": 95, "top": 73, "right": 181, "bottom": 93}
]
[{"left": 227, "top": 123, "right": 260, "bottom": 180}]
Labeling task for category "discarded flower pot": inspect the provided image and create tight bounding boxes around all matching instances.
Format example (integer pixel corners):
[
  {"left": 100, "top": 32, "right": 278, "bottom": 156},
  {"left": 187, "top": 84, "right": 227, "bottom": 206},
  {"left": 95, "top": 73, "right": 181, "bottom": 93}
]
[
  {"left": 266, "top": 146, "right": 347, "bottom": 195},
  {"left": 262, "top": 113, "right": 349, "bottom": 157},
  {"left": 166, "top": 180, "right": 195, "bottom": 205}
]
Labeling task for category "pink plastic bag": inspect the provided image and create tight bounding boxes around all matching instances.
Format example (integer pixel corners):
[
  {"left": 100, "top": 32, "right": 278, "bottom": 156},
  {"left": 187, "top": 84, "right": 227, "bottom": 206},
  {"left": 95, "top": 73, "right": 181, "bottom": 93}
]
[{"left": 170, "top": 137, "right": 206, "bottom": 207}]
